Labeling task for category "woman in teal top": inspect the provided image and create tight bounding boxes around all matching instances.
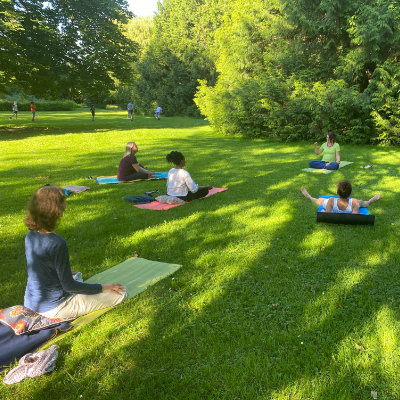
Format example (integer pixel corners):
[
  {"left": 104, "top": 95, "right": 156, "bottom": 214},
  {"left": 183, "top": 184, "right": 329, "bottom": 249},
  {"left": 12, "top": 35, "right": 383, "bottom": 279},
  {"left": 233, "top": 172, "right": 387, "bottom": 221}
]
[{"left": 309, "top": 131, "right": 341, "bottom": 170}]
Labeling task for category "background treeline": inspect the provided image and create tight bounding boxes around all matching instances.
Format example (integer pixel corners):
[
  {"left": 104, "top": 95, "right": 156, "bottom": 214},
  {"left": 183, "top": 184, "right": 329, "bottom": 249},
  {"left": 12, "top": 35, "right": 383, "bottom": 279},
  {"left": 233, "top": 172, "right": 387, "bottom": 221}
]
[
  {"left": 2, "top": 0, "right": 400, "bottom": 144},
  {"left": 127, "top": 0, "right": 400, "bottom": 144}
]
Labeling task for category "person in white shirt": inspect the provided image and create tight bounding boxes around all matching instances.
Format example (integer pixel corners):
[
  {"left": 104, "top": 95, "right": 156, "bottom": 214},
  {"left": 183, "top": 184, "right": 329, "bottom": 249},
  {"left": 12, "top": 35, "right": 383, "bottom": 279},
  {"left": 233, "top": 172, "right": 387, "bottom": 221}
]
[{"left": 166, "top": 151, "right": 212, "bottom": 201}]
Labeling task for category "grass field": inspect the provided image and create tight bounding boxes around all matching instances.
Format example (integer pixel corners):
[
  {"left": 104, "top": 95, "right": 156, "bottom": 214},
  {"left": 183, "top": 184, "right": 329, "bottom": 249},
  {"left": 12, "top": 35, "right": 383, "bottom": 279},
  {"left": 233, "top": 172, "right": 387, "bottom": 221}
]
[{"left": 1, "top": 109, "right": 400, "bottom": 399}]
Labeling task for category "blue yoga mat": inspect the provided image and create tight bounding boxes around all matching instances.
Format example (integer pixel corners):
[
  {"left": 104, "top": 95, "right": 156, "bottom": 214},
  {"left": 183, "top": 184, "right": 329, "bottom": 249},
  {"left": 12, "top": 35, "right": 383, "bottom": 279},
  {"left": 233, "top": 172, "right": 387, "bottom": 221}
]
[
  {"left": 97, "top": 172, "right": 168, "bottom": 185},
  {"left": 317, "top": 195, "right": 369, "bottom": 215}
]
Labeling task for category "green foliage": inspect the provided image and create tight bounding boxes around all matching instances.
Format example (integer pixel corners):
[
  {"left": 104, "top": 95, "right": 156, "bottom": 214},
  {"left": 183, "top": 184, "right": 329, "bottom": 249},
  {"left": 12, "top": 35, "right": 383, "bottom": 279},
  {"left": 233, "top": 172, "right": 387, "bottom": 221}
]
[
  {"left": 0, "top": 100, "right": 78, "bottom": 111},
  {"left": 195, "top": 0, "right": 400, "bottom": 144},
  {"left": 0, "top": 0, "right": 136, "bottom": 103},
  {"left": 132, "top": 0, "right": 222, "bottom": 115},
  {"left": 368, "top": 59, "right": 400, "bottom": 145}
]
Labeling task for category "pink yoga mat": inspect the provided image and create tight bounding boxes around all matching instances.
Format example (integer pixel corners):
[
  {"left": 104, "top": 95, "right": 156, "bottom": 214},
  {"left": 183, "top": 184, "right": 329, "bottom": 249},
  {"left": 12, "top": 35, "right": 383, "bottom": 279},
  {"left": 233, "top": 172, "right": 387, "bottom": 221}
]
[{"left": 134, "top": 187, "right": 228, "bottom": 210}]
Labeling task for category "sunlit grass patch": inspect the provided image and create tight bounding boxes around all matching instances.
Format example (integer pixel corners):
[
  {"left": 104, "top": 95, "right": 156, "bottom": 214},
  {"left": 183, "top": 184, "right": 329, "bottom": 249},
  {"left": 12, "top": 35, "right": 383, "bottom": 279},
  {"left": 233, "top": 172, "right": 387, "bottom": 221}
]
[{"left": 1, "top": 110, "right": 400, "bottom": 399}]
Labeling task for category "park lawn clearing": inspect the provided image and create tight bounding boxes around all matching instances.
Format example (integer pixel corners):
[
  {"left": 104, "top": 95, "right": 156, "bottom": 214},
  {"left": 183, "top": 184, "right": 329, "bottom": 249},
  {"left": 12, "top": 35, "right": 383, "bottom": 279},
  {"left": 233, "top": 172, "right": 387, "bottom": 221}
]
[{"left": 0, "top": 110, "right": 400, "bottom": 399}]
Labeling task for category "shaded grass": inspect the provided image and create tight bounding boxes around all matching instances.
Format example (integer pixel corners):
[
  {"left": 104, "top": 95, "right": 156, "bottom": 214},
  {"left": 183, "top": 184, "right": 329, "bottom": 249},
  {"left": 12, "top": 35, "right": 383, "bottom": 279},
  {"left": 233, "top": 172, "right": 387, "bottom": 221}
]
[{"left": 0, "top": 110, "right": 400, "bottom": 399}]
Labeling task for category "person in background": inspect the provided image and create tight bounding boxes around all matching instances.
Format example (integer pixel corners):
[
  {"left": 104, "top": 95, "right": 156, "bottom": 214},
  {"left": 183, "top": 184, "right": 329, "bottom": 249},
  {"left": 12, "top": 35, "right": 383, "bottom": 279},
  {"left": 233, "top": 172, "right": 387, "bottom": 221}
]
[
  {"left": 155, "top": 105, "right": 162, "bottom": 120},
  {"left": 30, "top": 102, "right": 36, "bottom": 122},
  {"left": 90, "top": 104, "right": 95, "bottom": 121},
  {"left": 24, "top": 185, "right": 127, "bottom": 319},
  {"left": 127, "top": 101, "right": 133, "bottom": 121},
  {"left": 309, "top": 131, "right": 341, "bottom": 170},
  {"left": 10, "top": 101, "right": 18, "bottom": 120},
  {"left": 117, "top": 142, "right": 155, "bottom": 181}
]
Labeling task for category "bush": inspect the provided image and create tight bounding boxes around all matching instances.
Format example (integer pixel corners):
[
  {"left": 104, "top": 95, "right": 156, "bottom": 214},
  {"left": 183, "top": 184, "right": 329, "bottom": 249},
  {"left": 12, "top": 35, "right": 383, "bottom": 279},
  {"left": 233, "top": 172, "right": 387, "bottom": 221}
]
[{"left": 0, "top": 100, "right": 78, "bottom": 111}]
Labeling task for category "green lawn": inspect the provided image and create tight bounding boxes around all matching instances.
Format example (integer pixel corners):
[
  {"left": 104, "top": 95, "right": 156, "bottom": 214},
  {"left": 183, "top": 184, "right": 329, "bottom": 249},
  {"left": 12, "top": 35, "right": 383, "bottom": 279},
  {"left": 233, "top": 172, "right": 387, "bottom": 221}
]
[{"left": 1, "top": 109, "right": 399, "bottom": 399}]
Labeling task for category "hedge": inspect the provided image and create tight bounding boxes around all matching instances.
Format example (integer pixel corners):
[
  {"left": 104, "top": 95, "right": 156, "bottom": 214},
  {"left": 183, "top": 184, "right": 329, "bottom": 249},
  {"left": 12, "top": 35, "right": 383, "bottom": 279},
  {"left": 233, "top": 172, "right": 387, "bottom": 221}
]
[{"left": 0, "top": 100, "right": 78, "bottom": 111}]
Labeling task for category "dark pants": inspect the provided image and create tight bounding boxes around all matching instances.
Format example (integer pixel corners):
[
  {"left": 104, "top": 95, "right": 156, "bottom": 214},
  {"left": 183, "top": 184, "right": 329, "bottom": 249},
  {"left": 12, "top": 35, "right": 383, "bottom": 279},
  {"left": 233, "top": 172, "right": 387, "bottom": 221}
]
[
  {"left": 178, "top": 188, "right": 209, "bottom": 202},
  {"left": 309, "top": 160, "right": 339, "bottom": 170},
  {"left": 126, "top": 172, "right": 150, "bottom": 180},
  {"left": 126, "top": 164, "right": 150, "bottom": 181}
]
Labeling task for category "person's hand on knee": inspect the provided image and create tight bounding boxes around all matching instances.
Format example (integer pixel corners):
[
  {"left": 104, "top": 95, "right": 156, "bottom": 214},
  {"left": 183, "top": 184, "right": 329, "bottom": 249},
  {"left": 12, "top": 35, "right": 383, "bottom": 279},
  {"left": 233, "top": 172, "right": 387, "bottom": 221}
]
[{"left": 102, "top": 283, "right": 126, "bottom": 295}]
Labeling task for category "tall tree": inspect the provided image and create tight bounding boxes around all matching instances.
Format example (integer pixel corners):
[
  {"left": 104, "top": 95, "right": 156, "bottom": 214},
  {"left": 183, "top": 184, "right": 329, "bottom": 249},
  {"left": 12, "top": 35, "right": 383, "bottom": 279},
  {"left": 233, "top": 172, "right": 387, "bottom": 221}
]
[{"left": 0, "top": 0, "right": 135, "bottom": 102}]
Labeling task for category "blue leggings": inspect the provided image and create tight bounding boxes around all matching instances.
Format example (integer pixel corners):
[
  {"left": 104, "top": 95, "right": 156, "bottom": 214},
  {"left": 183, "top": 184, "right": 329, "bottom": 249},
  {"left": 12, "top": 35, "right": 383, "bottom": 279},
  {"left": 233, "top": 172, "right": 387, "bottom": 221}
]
[{"left": 309, "top": 160, "right": 339, "bottom": 170}]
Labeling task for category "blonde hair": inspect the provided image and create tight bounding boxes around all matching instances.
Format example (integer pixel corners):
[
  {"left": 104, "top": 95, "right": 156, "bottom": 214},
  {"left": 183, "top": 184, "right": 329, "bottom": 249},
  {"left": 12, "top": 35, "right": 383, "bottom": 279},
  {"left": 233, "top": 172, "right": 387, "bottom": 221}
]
[{"left": 124, "top": 142, "right": 137, "bottom": 157}]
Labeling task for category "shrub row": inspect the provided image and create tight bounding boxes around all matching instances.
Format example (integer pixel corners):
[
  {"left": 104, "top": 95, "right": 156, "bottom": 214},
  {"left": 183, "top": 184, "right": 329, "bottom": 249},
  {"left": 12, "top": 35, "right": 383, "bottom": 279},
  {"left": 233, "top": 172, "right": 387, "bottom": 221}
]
[{"left": 0, "top": 100, "right": 78, "bottom": 111}]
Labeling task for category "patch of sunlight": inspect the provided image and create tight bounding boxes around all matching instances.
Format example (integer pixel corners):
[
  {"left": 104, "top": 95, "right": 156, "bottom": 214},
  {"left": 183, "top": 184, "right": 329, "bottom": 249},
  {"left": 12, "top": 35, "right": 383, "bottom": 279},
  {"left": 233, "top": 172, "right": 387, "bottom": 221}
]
[
  {"left": 302, "top": 267, "right": 368, "bottom": 330},
  {"left": 299, "top": 230, "right": 334, "bottom": 255},
  {"left": 375, "top": 306, "right": 400, "bottom": 377},
  {"left": 186, "top": 200, "right": 295, "bottom": 312},
  {"left": 250, "top": 145, "right": 303, "bottom": 155},
  {"left": 268, "top": 179, "right": 300, "bottom": 191},
  {"left": 360, "top": 251, "right": 392, "bottom": 267},
  {"left": 270, "top": 375, "right": 331, "bottom": 400}
]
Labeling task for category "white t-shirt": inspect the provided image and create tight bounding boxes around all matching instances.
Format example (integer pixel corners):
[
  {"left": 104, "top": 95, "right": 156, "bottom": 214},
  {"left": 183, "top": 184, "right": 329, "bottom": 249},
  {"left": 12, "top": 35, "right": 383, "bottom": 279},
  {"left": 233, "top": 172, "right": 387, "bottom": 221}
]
[{"left": 167, "top": 168, "right": 198, "bottom": 196}]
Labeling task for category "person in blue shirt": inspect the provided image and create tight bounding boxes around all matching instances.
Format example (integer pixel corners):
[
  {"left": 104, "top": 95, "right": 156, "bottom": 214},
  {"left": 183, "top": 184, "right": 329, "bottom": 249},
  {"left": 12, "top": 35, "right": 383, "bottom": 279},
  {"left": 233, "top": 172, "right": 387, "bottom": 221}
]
[
  {"left": 24, "top": 185, "right": 127, "bottom": 319},
  {"left": 155, "top": 106, "right": 162, "bottom": 120}
]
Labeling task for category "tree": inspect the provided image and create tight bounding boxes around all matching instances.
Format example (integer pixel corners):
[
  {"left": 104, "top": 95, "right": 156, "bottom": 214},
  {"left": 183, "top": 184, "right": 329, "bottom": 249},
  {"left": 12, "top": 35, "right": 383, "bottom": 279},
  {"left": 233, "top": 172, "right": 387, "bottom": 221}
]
[{"left": 0, "top": 0, "right": 136, "bottom": 102}]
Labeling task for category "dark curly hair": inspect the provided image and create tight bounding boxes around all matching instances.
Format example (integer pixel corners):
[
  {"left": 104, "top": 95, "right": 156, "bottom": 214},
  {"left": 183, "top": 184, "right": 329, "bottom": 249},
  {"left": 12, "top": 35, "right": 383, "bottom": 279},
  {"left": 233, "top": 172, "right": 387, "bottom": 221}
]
[
  {"left": 337, "top": 180, "right": 352, "bottom": 198},
  {"left": 166, "top": 151, "right": 185, "bottom": 165},
  {"left": 24, "top": 186, "right": 67, "bottom": 232}
]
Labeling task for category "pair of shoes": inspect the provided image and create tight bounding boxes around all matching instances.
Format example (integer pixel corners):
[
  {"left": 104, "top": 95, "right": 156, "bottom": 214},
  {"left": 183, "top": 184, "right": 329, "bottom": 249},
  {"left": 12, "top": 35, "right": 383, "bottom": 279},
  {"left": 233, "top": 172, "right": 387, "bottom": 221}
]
[{"left": 86, "top": 176, "right": 93, "bottom": 180}]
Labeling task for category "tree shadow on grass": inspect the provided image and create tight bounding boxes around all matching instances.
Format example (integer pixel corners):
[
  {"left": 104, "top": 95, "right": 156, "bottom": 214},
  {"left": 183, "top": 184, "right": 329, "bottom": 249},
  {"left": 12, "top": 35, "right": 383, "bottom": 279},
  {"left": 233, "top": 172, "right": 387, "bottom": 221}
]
[
  {"left": 1, "top": 134, "right": 400, "bottom": 399},
  {"left": 5, "top": 183, "right": 399, "bottom": 400},
  {"left": 0, "top": 113, "right": 210, "bottom": 142}
]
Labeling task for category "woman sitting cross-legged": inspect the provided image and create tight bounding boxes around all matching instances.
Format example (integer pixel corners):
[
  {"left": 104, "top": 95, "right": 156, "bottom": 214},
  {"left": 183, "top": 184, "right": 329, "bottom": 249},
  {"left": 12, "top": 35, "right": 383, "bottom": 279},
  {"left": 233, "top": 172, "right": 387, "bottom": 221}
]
[
  {"left": 166, "top": 151, "right": 212, "bottom": 201},
  {"left": 24, "top": 185, "right": 127, "bottom": 319},
  {"left": 309, "top": 131, "right": 341, "bottom": 170},
  {"left": 117, "top": 141, "right": 155, "bottom": 182},
  {"left": 301, "top": 180, "right": 381, "bottom": 214}
]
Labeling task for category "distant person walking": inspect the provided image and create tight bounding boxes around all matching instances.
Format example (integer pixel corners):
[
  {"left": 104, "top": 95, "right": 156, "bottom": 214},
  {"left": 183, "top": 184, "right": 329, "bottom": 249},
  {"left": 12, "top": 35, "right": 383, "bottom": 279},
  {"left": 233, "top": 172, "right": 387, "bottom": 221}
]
[
  {"left": 10, "top": 101, "right": 18, "bottom": 120},
  {"left": 127, "top": 102, "right": 133, "bottom": 121},
  {"left": 155, "top": 106, "right": 162, "bottom": 120},
  {"left": 90, "top": 105, "right": 95, "bottom": 121},
  {"left": 30, "top": 102, "right": 36, "bottom": 122}
]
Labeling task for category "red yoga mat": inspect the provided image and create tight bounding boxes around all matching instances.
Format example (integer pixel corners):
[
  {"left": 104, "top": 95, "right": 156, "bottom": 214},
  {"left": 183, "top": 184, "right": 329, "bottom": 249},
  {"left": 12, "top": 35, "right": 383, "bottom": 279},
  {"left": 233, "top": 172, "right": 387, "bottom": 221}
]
[{"left": 134, "top": 187, "right": 228, "bottom": 210}]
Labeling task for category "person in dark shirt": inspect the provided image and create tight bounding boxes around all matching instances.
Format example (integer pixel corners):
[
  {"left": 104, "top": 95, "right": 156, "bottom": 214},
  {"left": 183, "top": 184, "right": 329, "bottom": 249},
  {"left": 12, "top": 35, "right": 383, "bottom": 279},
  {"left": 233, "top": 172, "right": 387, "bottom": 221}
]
[
  {"left": 90, "top": 104, "right": 95, "bottom": 121},
  {"left": 117, "top": 142, "right": 155, "bottom": 181},
  {"left": 24, "top": 185, "right": 127, "bottom": 318}
]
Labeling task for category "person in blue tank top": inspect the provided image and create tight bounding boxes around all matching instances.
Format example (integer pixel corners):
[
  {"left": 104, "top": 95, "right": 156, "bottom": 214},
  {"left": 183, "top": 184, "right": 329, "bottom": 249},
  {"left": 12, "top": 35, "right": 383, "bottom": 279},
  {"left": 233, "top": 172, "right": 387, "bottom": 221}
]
[
  {"left": 24, "top": 185, "right": 127, "bottom": 319},
  {"left": 301, "top": 180, "right": 381, "bottom": 213}
]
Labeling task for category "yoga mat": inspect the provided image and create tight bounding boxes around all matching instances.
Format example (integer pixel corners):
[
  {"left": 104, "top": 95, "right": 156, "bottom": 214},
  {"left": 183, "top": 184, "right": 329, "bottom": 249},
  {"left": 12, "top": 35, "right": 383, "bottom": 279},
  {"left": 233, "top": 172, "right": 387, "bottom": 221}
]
[
  {"left": 135, "top": 187, "right": 228, "bottom": 210},
  {"left": 43, "top": 257, "right": 181, "bottom": 343},
  {"left": 302, "top": 161, "right": 353, "bottom": 174},
  {"left": 317, "top": 196, "right": 370, "bottom": 215},
  {"left": 97, "top": 172, "right": 168, "bottom": 185}
]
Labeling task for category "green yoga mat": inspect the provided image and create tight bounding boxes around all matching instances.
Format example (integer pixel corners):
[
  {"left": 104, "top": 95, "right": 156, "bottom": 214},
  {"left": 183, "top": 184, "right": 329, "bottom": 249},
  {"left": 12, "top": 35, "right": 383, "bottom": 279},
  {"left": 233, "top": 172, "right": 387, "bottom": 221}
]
[
  {"left": 302, "top": 161, "right": 353, "bottom": 174},
  {"left": 44, "top": 257, "right": 181, "bottom": 344}
]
